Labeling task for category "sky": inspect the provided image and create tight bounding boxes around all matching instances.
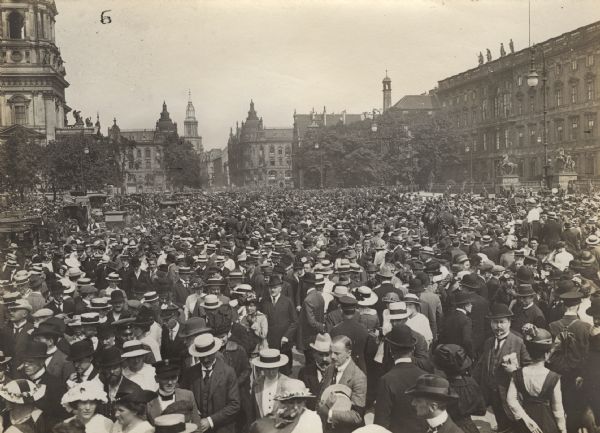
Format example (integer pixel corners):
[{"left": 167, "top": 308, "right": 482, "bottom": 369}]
[{"left": 55, "top": 0, "right": 600, "bottom": 150}]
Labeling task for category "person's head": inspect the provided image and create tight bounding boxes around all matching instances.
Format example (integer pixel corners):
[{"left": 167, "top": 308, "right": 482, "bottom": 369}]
[
  {"left": 71, "top": 400, "right": 98, "bottom": 423},
  {"left": 408, "top": 374, "right": 456, "bottom": 420},
  {"left": 110, "top": 291, "right": 125, "bottom": 313},
  {"left": 269, "top": 281, "right": 282, "bottom": 298},
  {"left": 261, "top": 367, "right": 279, "bottom": 381},
  {"left": 8, "top": 303, "right": 30, "bottom": 323},
  {"left": 126, "top": 354, "right": 145, "bottom": 372},
  {"left": 518, "top": 294, "right": 535, "bottom": 307},
  {"left": 487, "top": 303, "right": 513, "bottom": 337},
  {"left": 99, "top": 361, "right": 123, "bottom": 386},
  {"left": 115, "top": 400, "right": 146, "bottom": 426},
  {"left": 199, "top": 353, "right": 216, "bottom": 369},
  {"left": 73, "top": 355, "right": 93, "bottom": 375},
  {"left": 491, "top": 317, "right": 511, "bottom": 337},
  {"left": 522, "top": 326, "right": 553, "bottom": 362},
  {"left": 330, "top": 335, "right": 352, "bottom": 368},
  {"left": 411, "top": 396, "right": 448, "bottom": 419},
  {"left": 22, "top": 356, "right": 45, "bottom": 377},
  {"left": 154, "top": 360, "right": 180, "bottom": 395}
]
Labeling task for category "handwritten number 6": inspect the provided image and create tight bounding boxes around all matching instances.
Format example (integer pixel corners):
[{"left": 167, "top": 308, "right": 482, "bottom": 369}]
[{"left": 101, "top": 10, "right": 112, "bottom": 24}]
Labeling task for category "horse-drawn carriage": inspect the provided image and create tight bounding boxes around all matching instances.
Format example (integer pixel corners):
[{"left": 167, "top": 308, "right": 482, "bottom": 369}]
[{"left": 0, "top": 211, "right": 42, "bottom": 248}]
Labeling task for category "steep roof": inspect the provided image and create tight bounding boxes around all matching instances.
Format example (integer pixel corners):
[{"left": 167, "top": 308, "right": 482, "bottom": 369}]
[{"left": 391, "top": 94, "right": 438, "bottom": 111}]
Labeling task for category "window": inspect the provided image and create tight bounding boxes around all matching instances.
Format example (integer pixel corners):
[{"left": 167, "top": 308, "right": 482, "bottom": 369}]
[
  {"left": 472, "top": 137, "right": 477, "bottom": 153},
  {"left": 8, "top": 12, "right": 25, "bottom": 39},
  {"left": 570, "top": 117, "right": 579, "bottom": 140},
  {"left": 504, "top": 129, "right": 509, "bottom": 147},
  {"left": 145, "top": 160, "right": 151, "bottom": 169},
  {"left": 571, "top": 59, "right": 578, "bottom": 71},
  {"left": 556, "top": 88, "right": 562, "bottom": 107},
  {"left": 278, "top": 158, "right": 282, "bottom": 166},
  {"left": 277, "top": 146, "right": 282, "bottom": 155},
  {"left": 530, "top": 127, "right": 536, "bottom": 146},
  {"left": 556, "top": 123, "right": 564, "bottom": 142},
  {"left": 268, "top": 170, "right": 277, "bottom": 180},
  {"left": 482, "top": 100, "right": 488, "bottom": 120},
  {"left": 586, "top": 114, "right": 596, "bottom": 135},
  {"left": 145, "top": 148, "right": 151, "bottom": 157},
  {"left": 482, "top": 133, "right": 487, "bottom": 151},
  {"left": 518, "top": 76, "right": 523, "bottom": 86},
  {"left": 285, "top": 146, "right": 290, "bottom": 156},
  {"left": 518, "top": 101, "right": 523, "bottom": 116},
  {"left": 518, "top": 129, "right": 524, "bottom": 146},
  {"left": 495, "top": 130, "right": 500, "bottom": 150},
  {"left": 269, "top": 145, "right": 274, "bottom": 154},
  {"left": 136, "top": 149, "right": 142, "bottom": 158},
  {"left": 269, "top": 159, "right": 275, "bottom": 166},
  {"left": 571, "top": 85, "right": 578, "bottom": 104},
  {"left": 529, "top": 94, "right": 535, "bottom": 112},
  {"left": 285, "top": 170, "right": 292, "bottom": 179},
  {"left": 587, "top": 80, "right": 595, "bottom": 101},
  {"left": 586, "top": 157, "right": 594, "bottom": 175},
  {"left": 14, "top": 105, "right": 26, "bottom": 125},
  {"left": 587, "top": 54, "right": 595, "bottom": 67}
]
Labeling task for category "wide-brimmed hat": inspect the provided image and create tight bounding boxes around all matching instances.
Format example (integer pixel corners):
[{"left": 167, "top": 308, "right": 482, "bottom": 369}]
[
  {"left": 115, "top": 389, "right": 156, "bottom": 404},
  {"left": 515, "top": 284, "right": 536, "bottom": 297},
  {"left": 385, "top": 324, "right": 416, "bottom": 348},
  {"left": 188, "top": 334, "right": 222, "bottom": 358},
  {"left": 354, "top": 286, "right": 378, "bottom": 306},
  {"left": 377, "top": 267, "right": 394, "bottom": 279},
  {"left": 106, "top": 272, "right": 122, "bottom": 282},
  {"left": 460, "top": 274, "right": 480, "bottom": 290},
  {"left": 251, "top": 348, "right": 289, "bottom": 369},
  {"left": 90, "top": 298, "right": 111, "bottom": 310},
  {"left": 319, "top": 384, "right": 352, "bottom": 411},
  {"left": 80, "top": 312, "right": 101, "bottom": 325},
  {"left": 0, "top": 380, "right": 45, "bottom": 404},
  {"left": 332, "top": 286, "right": 351, "bottom": 298},
  {"left": 12, "top": 270, "right": 30, "bottom": 286},
  {"left": 201, "top": 294, "right": 222, "bottom": 310},
  {"left": 154, "top": 414, "right": 197, "bottom": 433},
  {"left": 433, "top": 344, "right": 472, "bottom": 374},
  {"left": 68, "top": 340, "right": 95, "bottom": 361},
  {"left": 387, "top": 301, "right": 409, "bottom": 320},
  {"left": 406, "top": 374, "right": 458, "bottom": 401},
  {"left": 179, "top": 317, "right": 211, "bottom": 338},
  {"left": 31, "top": 308, "right": 54, "bottom": 320},
  {"left": 32, "top": 322, "right": 62, "bottom": 338},
  {"left": 586, "top": 235, "right": 600, "bottom": 246},
  {"left": 309, "top": 333, "right": 332, "bottom": 353},
  {"left": 8, "top": 299, "right": 32, "bottom": 312},
  {"left": 61, "top": 380, "right": 108, "bottom": 411},
  {"left": 274, "top": 379, "right": 315, "bottom": 401},
  {"left": 485, "top": 303, "right": 513, "bottom": 320},
  {"left": 121, "top": 340, "right": 150, "bottom": 358},
  {"left": 142, "top": 291, "right": 159, "bottom": 303}
]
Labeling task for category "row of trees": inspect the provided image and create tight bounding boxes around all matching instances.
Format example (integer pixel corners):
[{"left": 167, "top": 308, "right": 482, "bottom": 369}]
[
  {"left": 295, "top": 113, "right": 459, "bottom": 189},
  {"left": 0, "top": 130, "right": 203, "bottom": 200}
]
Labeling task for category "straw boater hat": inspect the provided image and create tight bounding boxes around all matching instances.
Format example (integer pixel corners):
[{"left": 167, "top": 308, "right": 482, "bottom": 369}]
[
  {"left": 90, "top": 298, "right": 112, "bottom": 310},
  {"left": 60, "top": 380, "right": 108, "bottom": 411},
  {"left": 106, "top": 272, "right": 122, "bottom": 282},
  {"left": 201, "top": 294, "right": 222, "bottom": 310},
  {"left": 188, "top": 334, "right": 222, "bottom": 358},
  {"left": 154, "top": 414, "right": 197, "bottom": 433},
  {"left": 354, "top": 286, "right": 378, "bottom": 307},
  {"left": 121, "top": 340, "right": 151, "bottom": 358},
  {"left": 387, "top": 302, "right": 409, "bottom": 320},
  {"left": 251, "top": 348, "right": 289, "bottom": 369},
  {"left": 0, "top": 380, "right": 46, "bottom": 404}
]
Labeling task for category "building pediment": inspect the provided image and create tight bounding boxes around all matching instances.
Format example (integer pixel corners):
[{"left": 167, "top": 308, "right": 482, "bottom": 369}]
[{"left": 0, "top": 124, "right": 45, "bottom": 139}]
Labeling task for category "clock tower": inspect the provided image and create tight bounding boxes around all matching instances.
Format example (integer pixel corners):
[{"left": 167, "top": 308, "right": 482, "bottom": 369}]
[{"left": 0, "top": 0, "right": 69, "bottom": 143}]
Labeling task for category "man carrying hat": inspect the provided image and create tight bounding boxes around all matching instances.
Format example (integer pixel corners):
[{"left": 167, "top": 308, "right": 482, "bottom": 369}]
[
  {"left": 298, "top": 333, "right": 332, "bottom": 410},
  {"left": 374, "top": 324, "right": 427, "bottom": 433},
  {"left": 473, "top": 303, "right": 530, "bottom": 433},
  {"left": 146, "top": 359, "right": 202, "bottom": 427},
  {"left": 406, "top": 373, "right": 463, "bottom": 433},
  {"left": 180, "top": 334, "right": 240, "bottom": 433}
]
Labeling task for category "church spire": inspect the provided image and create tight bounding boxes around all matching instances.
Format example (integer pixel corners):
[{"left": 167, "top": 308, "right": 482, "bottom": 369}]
[{"left": 247, "top": 99, "right": 258, "bottom": 120}]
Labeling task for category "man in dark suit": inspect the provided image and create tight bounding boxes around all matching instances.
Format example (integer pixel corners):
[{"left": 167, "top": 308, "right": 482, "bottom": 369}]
[
  {"left": 459, "top": 274, "right": 490, "bottom": 356},
  {"left": 97, "top": 346, "right": 143, "bottom": 421},
  {"left": 259, "top": 275, "right": 298, "bottom": 375},
  {"left": 541, "top": 212, "right": 563, "bottom": 250},
  {"left": 31, "top": 321, "right": 75, "bottom": 382},
  {"left": 474, "top": 303, "right": 531, "bottom": 433},
  {"left": 510, "top": 284, "right": 547, "bottom": 334},
  {"left": 18, "top": 341, "right": 69, "bottom": 427},
  {"left": 181, "top": 334, "right": 240, "bottom": 433},
  {"left": 317, "top": 335, "right": 367, "bottom": 433},
  {"left": 106, "top": 290, "right": 132, "bottom": 324},
  {"left": 285, "top": 261, "right": 305, "bottom": 308},
  {"left": 45, "top": 283, "right": 75, "bottom": 316},
  {"left": 123, "top": 257, "right": 152, "bottom": 297},
  {"left": 146, "top": 359, "right": 202, "bottom": 426},
  {"left": 4, "top": 299, "right": 34, "bottom": 369},
  {"left": 439, "top": 292, "right": 474, "bottom": 359},
  {"left": 160, "top": 304, "right": 186, "bottom": 360},
  {"left": 296, "top": 273, "right": 327, "bottom": 363},
  {"left": 330, "top": 296, "right": 369, "bottom": 373},
  {"left": 406, "top": 373, "right": 465, "bottom": 433},
  {"left": 374, "top": 324, "right": 427, "bottom": 433},
  {"left": 298, "top": 333, "right": 331, "bottom": 410}
]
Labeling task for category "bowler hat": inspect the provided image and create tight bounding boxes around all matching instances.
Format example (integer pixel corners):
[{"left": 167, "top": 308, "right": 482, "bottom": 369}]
[
  {"left": 385, "top": 324, "right": 416, "bottom": 348},
  {"left": 460, "top": 274, "right": 480, "bottom": 290},
  {"left": 515, "top": 284, "right": 536, "bottom": 297},
  {"left": 516, "top": 267, "right": 535, "bottom": 284},
  {"left": 405, "top": 374, "right": 458, "bottom": 401},
  {"left": 96, "top": 347, "right": 123, "bottom": 368},
  {"left": 178, "top": 317, "right": 211, "bottom": 338},
  {"left": 454, "top": 291, "right": 473, "bottom": 306},
  {"left": 23, "top": 341, "right": 49, "bottom": 359},
  {"left": 485, "top": 303, "right": 513, "bottom": 320},
  {"left": 68, "top": 340, "right": 95, "bottom": 361},
  {"left": 109, "top": 290, "right": 125, "bottom": 303}
]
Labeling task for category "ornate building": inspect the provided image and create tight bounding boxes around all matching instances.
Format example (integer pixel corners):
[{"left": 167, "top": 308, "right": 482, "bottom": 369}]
[
  {"left": 183, "top": 92, "right": 202, "bottom": 153},
  {"left": 108, "top": 102, "right": 178, "bottom": 193},
  {"left": 228, "top": 101, "right": 294, "bottom": 188},
  {"left": 0, "top": 0, "right": 70, "bottom": 143},
  {"left": 436, "top": 21, "right": 599, "bottom": 183}
]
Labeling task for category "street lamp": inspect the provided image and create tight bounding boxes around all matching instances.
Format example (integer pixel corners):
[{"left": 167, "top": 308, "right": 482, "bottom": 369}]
[
  {"left": 527, "top": 45, "right": 550, "bottom": 189},
  {"left": 465, "top": 144, "right": 473, "bottom": 194},
  {"left": 81, "top": 145, "right": 89, "bottom": 193},
  {"left": 314, "top": 142, "right": 324, "bottom": 189}
]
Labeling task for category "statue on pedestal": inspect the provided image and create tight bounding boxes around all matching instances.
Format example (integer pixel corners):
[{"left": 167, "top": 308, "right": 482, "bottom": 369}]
[
  {"left": 73, "top": 110, "right": 83, "bottom": 126},
  {"left": 486, "top": 48, "right": 492, "bottom": 62},
  {"left": 478, "top": 52, "right": 484, "bottom": 65},
  {"left": 555, "top": 148, "right": 576, "bottom": 172},
  {"left": 497, "top": 154, "right": 517, "bottom": 176}
]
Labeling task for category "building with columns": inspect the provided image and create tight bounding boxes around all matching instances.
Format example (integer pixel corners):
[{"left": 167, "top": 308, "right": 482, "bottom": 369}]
[
  {"left": 0, "top": 0, "right": 70, "bottom": 143},
  {"left": 436, "top": 20, "right": 599, "bottom": 184},
  {"left": 183, "top": 92, "right": 203, "bottom": 153}
]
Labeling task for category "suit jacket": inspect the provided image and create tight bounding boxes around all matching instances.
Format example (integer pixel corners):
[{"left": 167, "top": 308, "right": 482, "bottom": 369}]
[
  {"left": 123, "top": 268, "right": 152, "bottom": 296},
  {"left": 45, "top": 298, "right": 75, "bottom": 316},
  {"left": 435, "top": 415, "right": 465, "bottom": 433},
  {"left": 161, "top": 324, "right": 187, "bottom": 360},
  {"left": 318, "top": 359, "right": 366, "bottom": 432},
  {"left": 106, "top": 309, "right": 133, "bottom": 324},
  {"left": 259, "top": 295, "right": 298, "bottom": 350},
  {"left": 24, "top": 371, "right": 69, "bottom": 427},
  {"left": 330, "top": 317, "right": 369, "bottom": 373},
  {"left": 374, "top": 362, "right": 428, "bottom": 433},
  {"left": 298, "top": 364, "right": 324, "bottom": 410},
  {"left": 440, "top": 309, "right": 473, "bottom": 358},
  {"left": 184, "top": 358, "right": 240, "bottom": 433},
  {"left": 173, "top": 280, "right": 192, "bottom": 306},
  {"left": 297, "top": 290, "right": 326, "bottom": 351},
  {"left": 253, "top": 374, "right": 293, "bottom": 419},
  {"left": 511, "top": 303, "right": 547, "bottom": 335},
  {"left": 474, "top": 331, "right": 531, "bottom": 405},
  {"left": 3, "top": 322, "right": 33, "bottom": 368},
  {"left": 542, "top": 220, "right": 563, "bottom": 249},
  {"left": 146, "top": 388, "right": 202, "bottom": 426},
  {"left": 468, "top": 292, "right": 490, "bottom": 354},
  {"left": 46, "top": 348, "right": 75, "bottom": 382}
]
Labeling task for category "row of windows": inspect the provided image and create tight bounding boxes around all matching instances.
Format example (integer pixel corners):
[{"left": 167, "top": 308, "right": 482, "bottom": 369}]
[
  {"left": 464, "top": 114, "right": 596, "bottom": 153},
  {"left": 244, "top": 170, "right": 292, "bottom": 181}
]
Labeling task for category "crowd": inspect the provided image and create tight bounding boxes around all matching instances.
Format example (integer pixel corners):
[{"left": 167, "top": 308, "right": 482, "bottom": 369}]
[{"left": 0, "top": 188, "right": 599, "bottom": 433}]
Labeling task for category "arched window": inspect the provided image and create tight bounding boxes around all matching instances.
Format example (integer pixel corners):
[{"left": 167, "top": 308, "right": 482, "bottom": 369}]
[
  {"left": 8, "top": 12, "right": 25, "bottom": 39},
  {"left": 269, "top": 145, "right": 275, "bottom": 154}
]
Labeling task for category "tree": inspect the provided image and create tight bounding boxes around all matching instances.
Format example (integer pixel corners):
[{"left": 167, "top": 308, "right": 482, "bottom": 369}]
[
  {"left": 0, "top": 131, "right": 45, "bottom": 199},
  {"left": 163, "top": 138, "right": 203, "bottom": 190}
]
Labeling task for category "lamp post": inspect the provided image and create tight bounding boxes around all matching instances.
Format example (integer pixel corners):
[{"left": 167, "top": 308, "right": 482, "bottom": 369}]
[
  {"left": 465, "top": 144, "right": 473, "bottom": 194},
  {"left": 527, "top": 45, "right": 550, "bottom": 189},
  {"left": 81, "top": 144, "right": 89, "bottom": 193},
  {"left": 314, "top": 142, "right": 323, "bottom": 189}
]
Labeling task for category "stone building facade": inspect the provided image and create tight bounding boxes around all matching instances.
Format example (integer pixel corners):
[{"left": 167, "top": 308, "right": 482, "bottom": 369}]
[
  {"left": 228, "top": 101, "right": 294, "bottom": 188},
  {"left": 0, "top": 0, "right": 70, "bottom": 143},
  {"left": 436, "top": 21, "right": 600, "bottom": 183},
  {"left": 183, "top": 92, "right": 203, "bottom": 153}
]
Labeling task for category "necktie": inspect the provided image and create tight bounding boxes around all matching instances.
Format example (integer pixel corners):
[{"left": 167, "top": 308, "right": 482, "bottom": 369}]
[
  {"left": 203, "top": 368, "right": 212, "bottom": 387},
  {"left": 76, "top": 374, "right": 84, "bottom": 383},
  {"left": 332, "top": 368, "right": 339, "bottom": 384},
  {"left": 495, "top": 336, "right": 507, "bottom": 352},
  {"left": 272, "top": 297, "right": 277, "bottom": 304}
]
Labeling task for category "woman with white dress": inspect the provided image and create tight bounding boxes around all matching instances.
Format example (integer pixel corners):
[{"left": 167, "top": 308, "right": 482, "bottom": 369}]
[
  {"left": 110, "top": 389, "right": 156, "bottom": 433},
  {"left": 60, "top": 380, "right": 113, "bottom": 433}
]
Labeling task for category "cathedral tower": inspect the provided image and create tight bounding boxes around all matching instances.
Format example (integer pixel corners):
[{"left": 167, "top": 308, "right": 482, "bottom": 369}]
[
  {"left": 183, "top": 91, "right": 202, "bottom": 153},
  {"left": 0, "top": 0, "right": 70, "bottom": 142},
  {"left": 382, "top": 71, "right": 391, "bottom": 112}
]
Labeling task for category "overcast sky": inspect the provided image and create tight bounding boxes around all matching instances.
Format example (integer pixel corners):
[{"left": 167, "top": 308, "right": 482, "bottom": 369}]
[{"left": 55, "top": 0, "right": 599, "bottom": 150}]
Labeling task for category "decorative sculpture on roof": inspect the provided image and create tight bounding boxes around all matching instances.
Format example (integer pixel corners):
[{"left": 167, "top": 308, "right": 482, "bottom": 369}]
[
  {"left": 72, "top": 110, "right": 83, "bottom": 126},
  {"left": 555, "top": 148, "right": 576, "bottom": 172},
  {"left": 509, "top": 39, "right": 515, "bottom": 53},
  {"left": 500, "top": 43, "right": 506, "bottom": 57},
  {"left": 85, "top": 117, "right": 93, "bottom": 127},
  {"left": 497, "top": 154, "right": 517, "bottom": 176},
  {"left": 478, "top": 52, "right": 484, "bottom": 65},
  {"left": 486, "top": 49, "right": 492, "bottom": 62}
]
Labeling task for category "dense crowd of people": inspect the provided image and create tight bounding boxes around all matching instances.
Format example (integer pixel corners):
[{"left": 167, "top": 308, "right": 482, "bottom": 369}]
[{"left": 0, "top": 188, "right": 599, "bottom": 433}]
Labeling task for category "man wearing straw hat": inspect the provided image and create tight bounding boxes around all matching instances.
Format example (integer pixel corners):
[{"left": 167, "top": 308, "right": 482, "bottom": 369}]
[
  {"left": 298, "top": 333, "right": 332, "bottom": 409},
  {"left": 252, "top": 348, "right": 294, "bottom": 420}
]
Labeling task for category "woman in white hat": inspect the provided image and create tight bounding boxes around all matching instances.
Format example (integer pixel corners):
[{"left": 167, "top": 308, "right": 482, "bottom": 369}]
[
  {"left": 60, "top": 381, "right": 113, "bottom": 433},
  {"left": 0, "top": 379, "right": 47, "bottom": 433}
]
